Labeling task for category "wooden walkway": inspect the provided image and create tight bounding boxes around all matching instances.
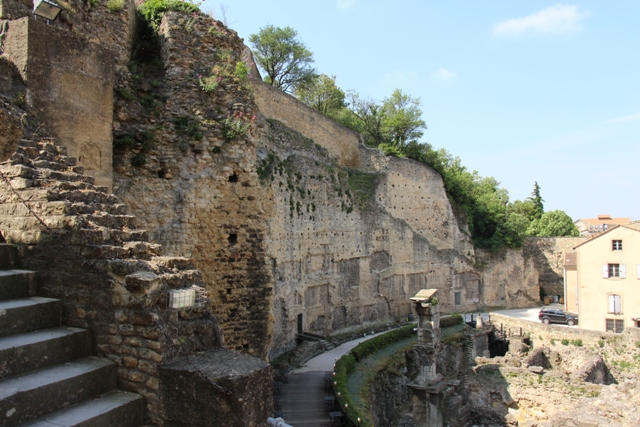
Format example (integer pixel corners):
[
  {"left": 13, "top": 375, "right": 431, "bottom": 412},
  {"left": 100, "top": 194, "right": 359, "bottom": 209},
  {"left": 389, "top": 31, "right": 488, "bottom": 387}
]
[{"left": 278, "top": 371, "right": 333, "bottom": 427}]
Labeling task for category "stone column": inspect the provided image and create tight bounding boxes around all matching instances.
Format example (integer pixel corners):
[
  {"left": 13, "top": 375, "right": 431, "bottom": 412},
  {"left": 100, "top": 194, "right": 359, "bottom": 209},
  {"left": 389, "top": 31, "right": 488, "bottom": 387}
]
[{"left": 408, "top": 289, "right": 445, "bottom": 427}]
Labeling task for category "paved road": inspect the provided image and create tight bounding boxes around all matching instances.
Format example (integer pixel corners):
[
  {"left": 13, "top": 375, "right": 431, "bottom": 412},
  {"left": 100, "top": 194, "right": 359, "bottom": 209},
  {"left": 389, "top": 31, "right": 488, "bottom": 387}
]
[{"left": 492, "top": 303, "right": 580, "bottom": 328}]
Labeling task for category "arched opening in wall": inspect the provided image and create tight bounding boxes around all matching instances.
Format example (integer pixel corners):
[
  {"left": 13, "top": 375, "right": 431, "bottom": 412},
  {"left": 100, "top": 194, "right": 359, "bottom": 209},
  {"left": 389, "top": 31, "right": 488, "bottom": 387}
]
[
  {"left": 228, "top": 233, "right": 238, "bottom": 247},
  {"left": 297, "top": 313, "right": 303, "bottom": 334},
  {"left": 228, "top": 172, "right": 239, "bottom": 183}
]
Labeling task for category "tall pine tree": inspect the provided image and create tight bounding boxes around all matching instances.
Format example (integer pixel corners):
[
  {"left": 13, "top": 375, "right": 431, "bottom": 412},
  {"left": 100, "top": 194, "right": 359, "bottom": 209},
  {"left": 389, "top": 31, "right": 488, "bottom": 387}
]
[{"left": 529, "top": 182, "right": 544, "bottom": 220}]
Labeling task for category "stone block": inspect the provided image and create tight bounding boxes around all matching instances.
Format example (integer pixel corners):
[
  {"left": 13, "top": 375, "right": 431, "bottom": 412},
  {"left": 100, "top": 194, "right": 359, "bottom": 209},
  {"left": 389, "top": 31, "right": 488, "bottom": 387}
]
[{"left": 159, "top": 348, "right": 272, "bottom": 427}]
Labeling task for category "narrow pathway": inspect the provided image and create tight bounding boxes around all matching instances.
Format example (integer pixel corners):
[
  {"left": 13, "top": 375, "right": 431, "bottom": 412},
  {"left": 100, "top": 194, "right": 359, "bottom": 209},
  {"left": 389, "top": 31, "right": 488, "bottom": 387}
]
[{"left": 278, "top": 333, "right": 385, "bottom": 427}]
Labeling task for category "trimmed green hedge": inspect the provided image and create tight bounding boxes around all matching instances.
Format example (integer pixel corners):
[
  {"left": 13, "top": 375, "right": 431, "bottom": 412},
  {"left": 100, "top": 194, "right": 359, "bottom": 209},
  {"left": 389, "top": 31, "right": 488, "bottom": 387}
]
[
  {"left": 440, "top": 313, "right": 463, "bottom": 328},
  {"left": 333, "top": 324, "right": 415, "bottom": 426}
]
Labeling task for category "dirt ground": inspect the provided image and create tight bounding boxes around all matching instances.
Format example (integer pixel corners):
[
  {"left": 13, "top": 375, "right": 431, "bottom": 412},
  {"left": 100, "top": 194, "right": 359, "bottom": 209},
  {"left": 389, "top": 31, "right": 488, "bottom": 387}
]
[{"left": 467, "top": 337, "right": 640, "bottom": 427}]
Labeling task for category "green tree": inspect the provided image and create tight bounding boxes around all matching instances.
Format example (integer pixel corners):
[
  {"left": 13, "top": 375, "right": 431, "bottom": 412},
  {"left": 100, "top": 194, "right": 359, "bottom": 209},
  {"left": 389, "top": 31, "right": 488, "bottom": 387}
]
[
  {"left": 248, "top": 25, "right": 317, "bottom": 93},
  {"left": 341, "top": 92, "right": 386, "bottom": 146},
  {"left": 381, "top": 89, "right": 426, "bottom": 147},
  {"left": 295, "top": 74, "right": 346, "bottom": 116},
  {"left": 501, "top": 212, "right": 530, "bottom": 247},
  {"left": 508, "top": 199, "right": 537, "bottom": 222},
  {"left": 337, "top": 89, "right": 426, "bottom": 148},
  {"left": 527, "top": 210, "right": 579, "bottom": 237},
  {"left": 528, "top": 181, "right": 544, "bottom": 220}
]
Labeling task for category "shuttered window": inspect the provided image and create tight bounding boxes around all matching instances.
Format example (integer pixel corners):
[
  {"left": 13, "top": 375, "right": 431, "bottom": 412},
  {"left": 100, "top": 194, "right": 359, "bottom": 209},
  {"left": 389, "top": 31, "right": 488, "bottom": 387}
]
[
  {"left": 608, "top": 294, "right": 621, "bottom": 314},
  {"left": 604, "top": 264, "right": 625, "bottom": 278}
]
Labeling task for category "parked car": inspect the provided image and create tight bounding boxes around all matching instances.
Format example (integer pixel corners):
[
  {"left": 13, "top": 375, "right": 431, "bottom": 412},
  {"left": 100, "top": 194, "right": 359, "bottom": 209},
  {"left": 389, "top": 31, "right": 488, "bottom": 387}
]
[{"left": 538, "top": 308, "right": 578, "bottom": 326}]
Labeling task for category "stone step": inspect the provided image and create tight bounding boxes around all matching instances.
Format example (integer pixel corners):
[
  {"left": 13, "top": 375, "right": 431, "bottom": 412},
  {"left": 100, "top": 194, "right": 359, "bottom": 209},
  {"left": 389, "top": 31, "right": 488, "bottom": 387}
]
[
  {"left": 54, "top": 181, "right": 106, "bottom": 193},
  {"left": 0, "top": 188, "right": 116, "bottom": 208},
  {"left": 35, "top": 168, "right": 94, "bottom": 185},
  {"left": 55, "top": 189, "right": 121, "bottom": 205},
  {"left": 20, "top": 390, "right": 144, "bottom": 427},
  {"left": 0, "top": 327, "right": 91, "bottom": 381},
  {"left": 28, "top": 140, "right": 67, "bottom": 156},
  {"left": 83, "top": 212, "right": 138, "bottom": 230},
  {"left": 80, "top": 242, "right": 161, "bottom": 260},
  {"left": 31, "top": 160, "right": 83, "bottom": 174},
  {"left": 67, "top": 228, "right": 149, "bottom": 246},
  {"left": 0, "top": 297, "right": 62, "bottom": 338},
  {"left": 67, "top": 201, "right": 128, "bottom": 216},
  {"left": 0, "top": 356, "right": 116, "bottom": 427},
  {"left": 0, "top": 269, "right": 36, "bottom": 301},
  {"left": 18, "top": 148, "right": 76, "bottom": 165},
  {"left": 0, "top": 188, "right": 52, "bottom": 204}
]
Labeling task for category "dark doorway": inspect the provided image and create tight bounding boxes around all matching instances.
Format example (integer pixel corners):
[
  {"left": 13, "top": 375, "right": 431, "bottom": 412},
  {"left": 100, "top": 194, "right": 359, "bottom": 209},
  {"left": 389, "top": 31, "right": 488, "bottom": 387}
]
[{"left": 297, "top": 314, "right": 303, "bottom": 334}]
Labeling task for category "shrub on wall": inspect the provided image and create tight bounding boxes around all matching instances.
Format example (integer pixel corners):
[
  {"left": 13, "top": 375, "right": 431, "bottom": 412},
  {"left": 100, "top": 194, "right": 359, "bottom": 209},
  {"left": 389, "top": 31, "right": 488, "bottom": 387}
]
[
  {"left": 138, "top": 0, "right": 201, "bottom": 30},
  {"left": 106, "top": 0, "right": 125, "bottom": 12}
]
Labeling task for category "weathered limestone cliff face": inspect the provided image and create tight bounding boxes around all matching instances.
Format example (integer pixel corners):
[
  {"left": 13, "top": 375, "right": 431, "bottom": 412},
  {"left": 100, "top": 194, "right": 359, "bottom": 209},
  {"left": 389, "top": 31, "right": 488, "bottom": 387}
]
[
  {"left": 1, "top": 2, "right": 552, "bottom": 365},
  {"left": 524, "top": 237, "right": 585, "bottom": 297},
  {"left": 476, "top": 248, "right": 540, "bottom": 309},
  {"left": 259, "top": 120, "right": 481, "bottom": 356},
  {"left": 106, "top": 11, "right": 555, "bottom": 359}
]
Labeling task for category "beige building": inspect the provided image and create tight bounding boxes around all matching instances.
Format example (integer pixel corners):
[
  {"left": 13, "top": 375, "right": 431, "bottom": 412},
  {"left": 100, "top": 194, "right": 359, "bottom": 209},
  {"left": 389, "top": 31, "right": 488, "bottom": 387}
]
[
  {"left": 565, "top": 224, "right": 640, "bottom": 332},
  {"left": 563, "top": 252, "right": 578, "bottom": 313},
  {"left": 574, "top": 214, "right": 631, "bottom": 236}
]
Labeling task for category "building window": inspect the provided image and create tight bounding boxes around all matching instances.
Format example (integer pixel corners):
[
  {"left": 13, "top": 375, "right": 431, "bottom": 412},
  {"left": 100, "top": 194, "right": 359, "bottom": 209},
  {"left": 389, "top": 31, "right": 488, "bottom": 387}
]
[
  {"left": 612, "top": 240, "right": 622, "bottom": 250},
  {"left": 454, "top": 291, "right": 461, "bottom": 306},
  {"left": 606, "top": 319, "right": 624, "bottom": 333},
  {"left": 608, "top": 294, "right": 622, "bottom": 314},
  {"left": 603, "top": 263, "right": 626, "bottom": 278}
]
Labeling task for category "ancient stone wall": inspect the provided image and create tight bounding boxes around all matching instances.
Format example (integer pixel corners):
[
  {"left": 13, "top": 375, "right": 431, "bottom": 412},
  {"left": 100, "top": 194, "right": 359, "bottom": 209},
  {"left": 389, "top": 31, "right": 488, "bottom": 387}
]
[
  {"left": 476, "top": 247, "right": 540, "bottom": 309},
  {"left": 0, "top": 131, "right": 228, "bottom": 425},
  {"left": 524, "top": 236, "right": 586, "bottom": 297},
  {"left": 489, "top": 312, "right": 640, "bottom": 347},
  {"left": 112, "top": 12, "right": 274, "bottom": 358},
  {"left": 260, "top": 121, "right": 481, "bottom": 357},
  {"left": 2, "top": 17, "right": 116, "bottom": 189},
  {"left": 0, "top": 0, "right": 135, "bottom": 73},
  {"left": 0, "top": 56, "right": 23, "bottom": 160},
  {"left": 99, "top": 8, "right": 576, "bottom": 362},
  {"left": 252, "top": 80, "right": 361, "bottom": 168}
]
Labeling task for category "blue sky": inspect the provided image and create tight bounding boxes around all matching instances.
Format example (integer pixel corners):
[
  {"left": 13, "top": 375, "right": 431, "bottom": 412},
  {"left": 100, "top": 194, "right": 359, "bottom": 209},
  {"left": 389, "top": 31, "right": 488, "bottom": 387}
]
[{"left": 203, "top": 1, "right": 640, "bottom": 221}]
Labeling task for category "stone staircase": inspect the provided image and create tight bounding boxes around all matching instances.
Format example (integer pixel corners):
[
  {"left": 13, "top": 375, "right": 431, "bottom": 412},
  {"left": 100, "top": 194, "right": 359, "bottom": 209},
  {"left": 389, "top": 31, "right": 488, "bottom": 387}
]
[
  {"left": 295, "top": 331, "right": 336, "bottom": 351},
  {"left": 0, "top": 243, "right": 146, "bottom": 427}
]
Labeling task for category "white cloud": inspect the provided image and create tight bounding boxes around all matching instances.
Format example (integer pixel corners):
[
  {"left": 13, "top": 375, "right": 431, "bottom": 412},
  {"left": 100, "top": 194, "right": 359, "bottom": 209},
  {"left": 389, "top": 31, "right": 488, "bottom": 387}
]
[
  {"left": 336, "top": 0, "right": 357, "bottom": 10},
  {"left": 493, "top": 4, "right": 588, "bottom": 37},
  {"left": 606, "top": 112, "right": 640, "bottom": 123},
  {"left": 432, "top": 68, "right": 455, "bottom": 80}
]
